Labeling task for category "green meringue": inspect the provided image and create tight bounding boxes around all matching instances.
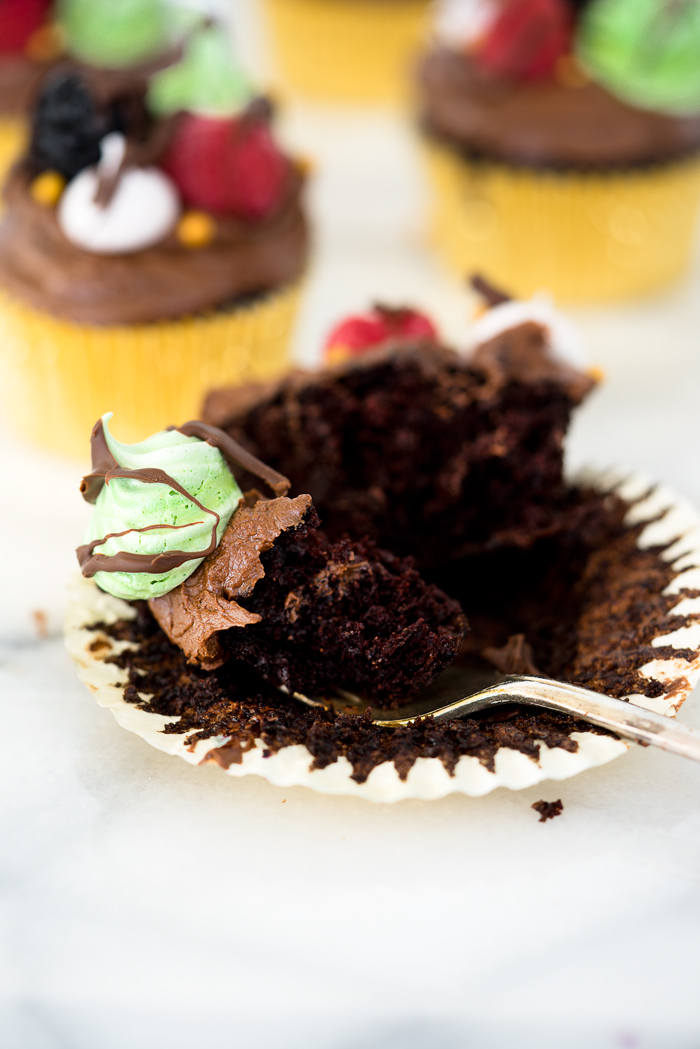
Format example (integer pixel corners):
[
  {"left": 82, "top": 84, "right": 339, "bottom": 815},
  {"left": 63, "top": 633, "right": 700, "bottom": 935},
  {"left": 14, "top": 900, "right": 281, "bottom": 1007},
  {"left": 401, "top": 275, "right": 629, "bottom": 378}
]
[
  {"left": 59, "top": 0, "right": 171, "bottom": 69},
  {"left": 577, "top": 0, "right": 700, "bottom": 115},
  {"left": 148, "top": 22, "right": 254, "bottom": 118},
  {"left": 84, "top": 414, "right": 241, "bottom": 601}
]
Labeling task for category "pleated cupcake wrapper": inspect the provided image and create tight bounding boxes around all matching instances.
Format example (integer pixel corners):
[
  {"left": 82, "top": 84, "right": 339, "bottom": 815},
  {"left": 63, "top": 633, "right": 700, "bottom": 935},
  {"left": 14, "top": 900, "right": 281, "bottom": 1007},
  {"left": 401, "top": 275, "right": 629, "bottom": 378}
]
[
  {"left": 0, "top": 117, "right": 26, "bottom": 212},
  {"left": 64, "top": 468, "right": 700, "bottom": 803},
  {"left": 0, "top": 116, "right": 26, "bottom": 170},
  {"left": 260, "top": 0, "right": 430, "bottom": 105},
  {"left": 0, "top": 283, "right": 302, "bottom": 458},
  {"left": 423, "top": 143, "right": 700, "bottom": 304}
]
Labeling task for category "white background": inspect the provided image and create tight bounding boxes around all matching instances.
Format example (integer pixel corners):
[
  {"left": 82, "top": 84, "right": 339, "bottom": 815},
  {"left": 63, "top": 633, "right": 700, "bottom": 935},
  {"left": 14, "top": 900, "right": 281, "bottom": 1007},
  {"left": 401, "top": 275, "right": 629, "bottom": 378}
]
[{"left": 2, "top": 2, "right": 700, "bottom": 1047}]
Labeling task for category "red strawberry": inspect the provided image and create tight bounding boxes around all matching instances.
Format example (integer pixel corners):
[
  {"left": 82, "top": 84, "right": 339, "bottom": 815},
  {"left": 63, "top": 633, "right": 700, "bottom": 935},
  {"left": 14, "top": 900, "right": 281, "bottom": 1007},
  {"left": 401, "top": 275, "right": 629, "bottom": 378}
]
[
  {"left": 161, "top": 114, "right": 289, "bottom": 220},
  {"left": 477, "top": 0, "right": 572, "bottom": 82},
  {"left": 0, "top": 0, "right": 52, "bottom": 55},
  {"left": 324, "top": 306, "right": 438, "bottom": 363}
]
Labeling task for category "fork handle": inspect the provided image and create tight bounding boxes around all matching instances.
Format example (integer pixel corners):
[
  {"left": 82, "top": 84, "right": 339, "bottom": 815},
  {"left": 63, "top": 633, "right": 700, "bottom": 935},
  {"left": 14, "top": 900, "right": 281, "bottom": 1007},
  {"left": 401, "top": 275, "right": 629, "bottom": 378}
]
[{"left": 436, "top": 676, "right": 700, "bottom": 763}]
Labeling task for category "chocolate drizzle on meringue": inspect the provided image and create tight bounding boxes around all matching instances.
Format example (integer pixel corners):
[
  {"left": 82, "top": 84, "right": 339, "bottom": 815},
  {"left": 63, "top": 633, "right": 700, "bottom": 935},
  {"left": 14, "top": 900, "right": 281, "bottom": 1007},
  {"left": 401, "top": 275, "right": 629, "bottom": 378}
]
[
  {"left": 176, "top": 420, "right": 290, "bottom": 498},
  {"left": 77, "top": 417, "right": 290, "bottom": 577}
]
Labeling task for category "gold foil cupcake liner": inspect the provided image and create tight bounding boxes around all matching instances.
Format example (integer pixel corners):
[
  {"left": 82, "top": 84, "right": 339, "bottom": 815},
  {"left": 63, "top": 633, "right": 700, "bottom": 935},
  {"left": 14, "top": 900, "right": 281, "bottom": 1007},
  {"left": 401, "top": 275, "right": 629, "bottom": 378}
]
[
  {"left": 0, "top": 117, "right": 27, "bottom": 204},
  {"left": 0, "top": 283, "right": 302, "bottom": 458},
  {"left": 65, "top": 469, "right": 700, "bottom": 803},
  {"left": 424, "top": 144, "right": 700, "bottom": 303},
  {"left": 260, "top": 0, "right": 430, "bottom": 105}
]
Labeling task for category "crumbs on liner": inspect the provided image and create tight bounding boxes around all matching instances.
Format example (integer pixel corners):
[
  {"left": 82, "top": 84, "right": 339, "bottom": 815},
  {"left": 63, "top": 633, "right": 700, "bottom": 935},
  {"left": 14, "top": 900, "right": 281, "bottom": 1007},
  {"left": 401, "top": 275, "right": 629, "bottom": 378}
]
[{"left": 532, "top": 799, "right": 563, "bottom": 822}]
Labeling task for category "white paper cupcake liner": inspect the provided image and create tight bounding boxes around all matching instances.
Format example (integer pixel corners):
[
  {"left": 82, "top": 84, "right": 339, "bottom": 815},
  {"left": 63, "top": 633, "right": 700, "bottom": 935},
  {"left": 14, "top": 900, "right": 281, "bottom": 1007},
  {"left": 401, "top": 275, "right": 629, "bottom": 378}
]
[{"left": 64, "top": 468, "right": 700, "bottom": 802}]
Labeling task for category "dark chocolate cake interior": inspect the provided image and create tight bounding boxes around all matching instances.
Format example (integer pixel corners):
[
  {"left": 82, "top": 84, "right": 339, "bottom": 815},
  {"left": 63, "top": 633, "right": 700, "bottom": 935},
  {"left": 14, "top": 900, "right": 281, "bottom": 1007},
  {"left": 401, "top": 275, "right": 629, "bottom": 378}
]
[
  {"left": 220, "top": 515, "right": 467, "bottom": 705},
  {"left": 203, "top": 326, "right": 594, "bottom": 570},
  {"left": 147, "top": 492, "right": 467, "bottom": 708}
]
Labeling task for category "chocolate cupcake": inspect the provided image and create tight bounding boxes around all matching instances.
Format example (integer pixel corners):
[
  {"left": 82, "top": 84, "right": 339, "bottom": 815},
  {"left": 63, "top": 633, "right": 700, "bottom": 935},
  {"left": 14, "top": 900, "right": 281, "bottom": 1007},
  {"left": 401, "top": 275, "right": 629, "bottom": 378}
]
[
  {"left": 418, "top": 0, "right": 700, "bottom": 302},
  {"left": 65, "top": 293, "right": 700, "bottom": 799},
  {"left": 0, "top": 14, "right": 309, "bottom": 457}
]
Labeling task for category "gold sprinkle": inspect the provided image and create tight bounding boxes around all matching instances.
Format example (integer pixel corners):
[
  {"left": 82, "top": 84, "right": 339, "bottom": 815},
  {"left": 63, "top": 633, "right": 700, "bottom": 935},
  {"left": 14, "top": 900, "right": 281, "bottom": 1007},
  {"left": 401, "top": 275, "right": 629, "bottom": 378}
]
[
  {"left": 554, "top": 54, "right": 590, "bottom": 90},
  {"left": 25, "top": 24, "right": 66, "bottom": 62},
  {"left": 176, "top": 210, "right": 216, "bottom": 248},
  {"left": 587, "top": 365, "right": 605, "bottom": 384},
  {"left": 296, "top": 155, "right": 315, "bottom": 177},
  {"left": 324, "top": 345, "right": 351, "bottom": 365},
  {"left": 30, "top": 170, "right": 66, "bottom": 206}
]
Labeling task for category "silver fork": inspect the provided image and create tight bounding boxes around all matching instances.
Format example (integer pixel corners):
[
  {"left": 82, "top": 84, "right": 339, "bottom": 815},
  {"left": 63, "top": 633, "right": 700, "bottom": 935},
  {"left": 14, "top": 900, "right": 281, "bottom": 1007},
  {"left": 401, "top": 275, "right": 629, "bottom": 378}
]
[{"left": 293, "top": 668, "right": 700, "bottom": 763}]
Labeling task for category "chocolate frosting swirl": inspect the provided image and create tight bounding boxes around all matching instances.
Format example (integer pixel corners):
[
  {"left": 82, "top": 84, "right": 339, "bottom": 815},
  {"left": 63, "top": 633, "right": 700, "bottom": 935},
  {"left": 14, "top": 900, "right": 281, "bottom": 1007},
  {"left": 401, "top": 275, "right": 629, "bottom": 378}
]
[
  {"left": 149, "top": 491, "right": 313, "bottom": 670},
  {"left": 419, "top": 47, "right": 700, "bottom": 168},
  {"left": 0, "top": 54, "right": 56, "bottom": 117},
  {"left": 0, "top": 163, "right": 308, "bottom": 324}
]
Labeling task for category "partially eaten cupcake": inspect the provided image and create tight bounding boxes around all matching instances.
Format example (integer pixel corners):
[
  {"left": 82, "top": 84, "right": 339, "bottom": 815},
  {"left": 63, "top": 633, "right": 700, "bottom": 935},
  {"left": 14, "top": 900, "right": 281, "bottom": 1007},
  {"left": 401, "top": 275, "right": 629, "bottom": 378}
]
[
  {"left": 77, "top": 413, "right": 466, "bottom": 707},
  {"left": 0, "top": 14, "right": 309, "bottom": 457},
  {"left": 66, "top": 290, "right": 700, "bottom": 801}
]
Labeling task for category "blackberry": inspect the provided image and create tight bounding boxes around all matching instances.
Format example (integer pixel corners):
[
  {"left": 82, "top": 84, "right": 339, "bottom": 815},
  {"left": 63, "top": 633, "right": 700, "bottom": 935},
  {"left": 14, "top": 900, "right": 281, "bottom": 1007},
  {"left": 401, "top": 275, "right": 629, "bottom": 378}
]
[{"left": 29, "top": 71, "right": 109, "bottom": 180}]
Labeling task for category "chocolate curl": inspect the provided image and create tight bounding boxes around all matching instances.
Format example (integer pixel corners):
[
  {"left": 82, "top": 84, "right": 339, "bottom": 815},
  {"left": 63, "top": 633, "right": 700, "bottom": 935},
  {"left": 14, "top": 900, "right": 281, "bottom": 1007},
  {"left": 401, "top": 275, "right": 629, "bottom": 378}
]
[
  {"left": 470, "top": 273, "right": 512, "bottom": 308},
  {"left": 177, "top": 420, "right": 290, "bottom": 497},
  {"left": 94, "top": 115, "right": 181, "bottom": 208}
]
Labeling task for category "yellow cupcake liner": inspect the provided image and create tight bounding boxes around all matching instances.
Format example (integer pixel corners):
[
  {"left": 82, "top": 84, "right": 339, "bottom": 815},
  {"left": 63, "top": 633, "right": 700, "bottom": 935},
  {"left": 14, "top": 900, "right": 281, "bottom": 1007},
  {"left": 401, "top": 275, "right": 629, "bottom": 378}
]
[
  {"left": 260, "top": 0, "right": 430, "bottom": 105},
  {"left": 0, "top": 117, "right": 26, "bottom": 199},
  {"left": 424, "top": 143, "right": 700, "bottom": 303},
  {"left": 0, "top": 284, "right": 302, "bottom": 458}
]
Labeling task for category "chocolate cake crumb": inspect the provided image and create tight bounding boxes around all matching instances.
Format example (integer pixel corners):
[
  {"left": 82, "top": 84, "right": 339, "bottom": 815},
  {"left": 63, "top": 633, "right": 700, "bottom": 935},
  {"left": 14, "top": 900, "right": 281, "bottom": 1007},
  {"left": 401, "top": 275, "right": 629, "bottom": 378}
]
[
  {"left": 532, "top": 799, "right": 563, "bottom": 822},
  {"left": 31, "top": 609, "right": 49, "bottom": 639}
]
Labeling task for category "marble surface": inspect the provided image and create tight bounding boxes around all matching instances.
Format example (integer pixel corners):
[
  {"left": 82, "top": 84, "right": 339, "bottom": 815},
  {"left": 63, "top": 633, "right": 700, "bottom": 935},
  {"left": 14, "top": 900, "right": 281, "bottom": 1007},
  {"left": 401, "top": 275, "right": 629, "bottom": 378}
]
[{"left": 3, "top": 5, "right": 700, "bottom": 1046}]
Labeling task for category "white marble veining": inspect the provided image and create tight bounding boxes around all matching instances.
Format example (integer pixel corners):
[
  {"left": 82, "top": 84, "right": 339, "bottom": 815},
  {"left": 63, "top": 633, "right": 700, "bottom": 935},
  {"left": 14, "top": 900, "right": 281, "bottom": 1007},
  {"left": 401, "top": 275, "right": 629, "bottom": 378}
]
[{"left": 2, "top": 2, "right": 700, "bottom": 1046}]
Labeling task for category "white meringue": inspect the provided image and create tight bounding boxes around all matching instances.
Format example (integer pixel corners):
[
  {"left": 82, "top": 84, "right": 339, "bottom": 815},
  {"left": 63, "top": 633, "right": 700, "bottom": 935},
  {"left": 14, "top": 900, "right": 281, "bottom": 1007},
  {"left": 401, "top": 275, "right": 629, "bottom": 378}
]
[{"left": 58, "top": 133, "right": 181, "bottom": 255}]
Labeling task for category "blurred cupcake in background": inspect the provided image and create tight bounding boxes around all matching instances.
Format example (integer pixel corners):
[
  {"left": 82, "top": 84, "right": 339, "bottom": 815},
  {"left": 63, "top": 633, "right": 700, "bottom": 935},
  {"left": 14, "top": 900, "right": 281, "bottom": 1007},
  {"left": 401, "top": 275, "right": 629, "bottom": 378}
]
[
  {"left": 261, "top": 0, "right": 430, "bottom": 104},
  {"left": 0, "top": 8, "right": 310, "bottom": 458},
  {"left": 0, "top": 1, "right": 63, "bottom": 185},
  {"left": 418, "top": 0, "right": 700, "bottom": 302}
]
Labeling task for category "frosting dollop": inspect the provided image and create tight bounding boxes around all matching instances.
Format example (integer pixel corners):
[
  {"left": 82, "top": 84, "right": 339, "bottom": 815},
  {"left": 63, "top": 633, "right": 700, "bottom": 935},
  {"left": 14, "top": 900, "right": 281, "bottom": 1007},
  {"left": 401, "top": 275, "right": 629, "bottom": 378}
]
[
  {"left": 577, "top": 0, "right": 700, "bottom": 115},
  {"left": 58, "top": 134, "right": 181, "bottom": 255},
  {"left": 80, "top": 414, "right": 242, "bottom": 601}
]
